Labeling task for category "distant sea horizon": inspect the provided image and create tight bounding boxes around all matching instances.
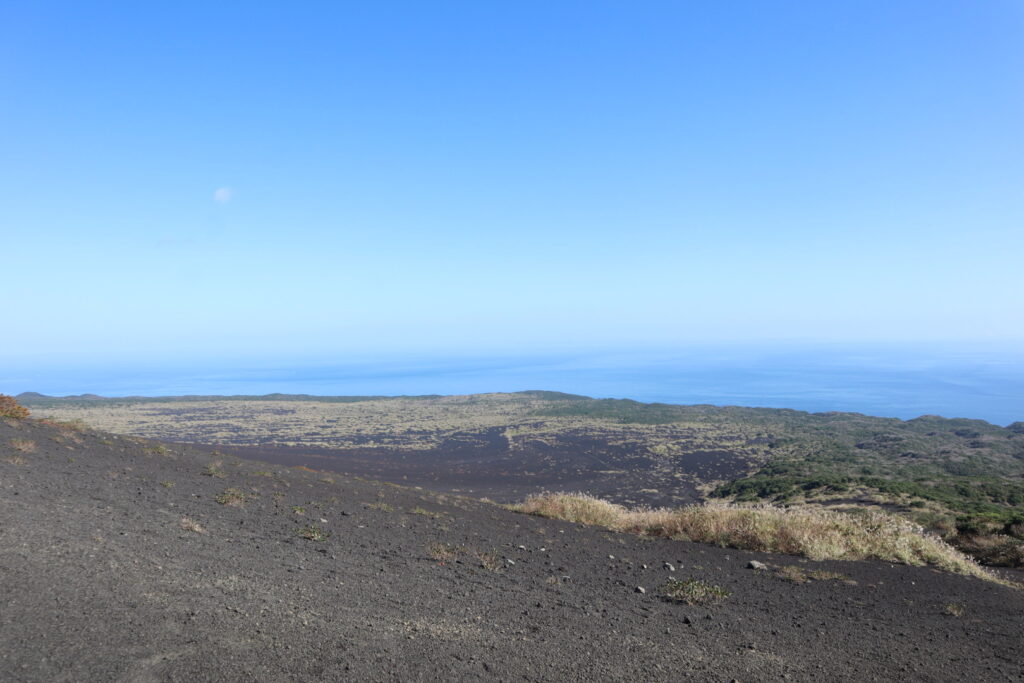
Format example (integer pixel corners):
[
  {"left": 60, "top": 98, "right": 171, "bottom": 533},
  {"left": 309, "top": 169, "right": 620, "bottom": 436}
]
[{"left": 4, "top": 344, "right": 1023, "bottom": 426}]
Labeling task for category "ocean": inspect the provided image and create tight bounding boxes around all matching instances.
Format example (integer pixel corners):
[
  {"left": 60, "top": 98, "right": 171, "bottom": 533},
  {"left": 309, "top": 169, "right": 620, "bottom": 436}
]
[{"left": 4, "top": 344, "right": 1022, "bottom": 426}]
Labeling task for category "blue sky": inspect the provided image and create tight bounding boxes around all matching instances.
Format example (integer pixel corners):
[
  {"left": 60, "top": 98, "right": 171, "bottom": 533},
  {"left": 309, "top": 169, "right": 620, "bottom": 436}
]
[{"left": 2, "top": 1, "right": 1022, "bottom": 365}]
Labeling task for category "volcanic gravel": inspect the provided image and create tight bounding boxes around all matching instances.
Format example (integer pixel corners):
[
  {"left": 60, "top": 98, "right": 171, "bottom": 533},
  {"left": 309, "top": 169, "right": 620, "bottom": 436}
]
[{"left": 1, "top": 418, "right": 1022, "bottom": 681}]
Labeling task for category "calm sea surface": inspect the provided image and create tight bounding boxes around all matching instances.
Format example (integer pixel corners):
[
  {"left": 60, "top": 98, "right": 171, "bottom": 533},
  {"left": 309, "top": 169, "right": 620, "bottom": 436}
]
[{"left": 5, "top": 345, "right": 1023, "bottom": 426}]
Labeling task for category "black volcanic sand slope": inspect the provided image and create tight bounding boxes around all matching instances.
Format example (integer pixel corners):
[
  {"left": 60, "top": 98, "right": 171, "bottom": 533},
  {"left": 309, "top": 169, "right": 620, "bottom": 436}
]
[
  {"left": 21, "top": 393, "right": 1024, "bottom": 518},
  {"left": 208, "top": 431, "right": 737, "bottom": 508},
  {"left": 2, "top": 418, "right": 1022, "bottom": 682}
]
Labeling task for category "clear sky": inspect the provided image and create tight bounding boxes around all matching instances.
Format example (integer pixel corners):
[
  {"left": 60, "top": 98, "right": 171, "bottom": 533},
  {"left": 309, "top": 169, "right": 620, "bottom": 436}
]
[{"left": 2, "top": 1, "right": 1022, "bottom": 366}]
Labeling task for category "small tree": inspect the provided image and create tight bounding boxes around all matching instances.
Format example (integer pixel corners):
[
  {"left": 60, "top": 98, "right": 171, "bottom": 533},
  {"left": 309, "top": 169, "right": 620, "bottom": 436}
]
[{"left": 0, "top": 395, "right": 30, "bottom": 419}]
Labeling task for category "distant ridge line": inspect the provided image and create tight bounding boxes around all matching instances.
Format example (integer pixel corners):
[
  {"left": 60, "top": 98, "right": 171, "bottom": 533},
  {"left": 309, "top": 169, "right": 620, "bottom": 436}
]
[{"left": 15, "top": 389, "right": 588, "bottom": 405}]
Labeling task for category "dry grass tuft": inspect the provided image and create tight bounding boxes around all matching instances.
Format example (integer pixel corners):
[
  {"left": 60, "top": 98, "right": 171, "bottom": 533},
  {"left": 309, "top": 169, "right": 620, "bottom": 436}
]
[
  {"left": 4, "top": 454, "right": 27, "bottom": 466},
  {"left": 662, "top": 578, "right": 730, "bottom": 604},
  {"left": 409, "top": 506, "right": 449, "bottom": 520},
  {"left": 772, "top": 565, "right": 848, "bottom": 584},
  {"left": 203, "top": 462, "right": 227, "bottom": 478},
  {"left": 776, "top": 565, "right": 809, "bottom": 583},
  {"left": 39, "top": 418, "right": 87, "bottom": 433},
  {"left": 808, "top": 569, "right": 848, "bottom": 581},
  {"left": 511, "top": 492, "right": 1003, "bottom": 584},
  {"left": 472, "top": 549, "right": 503, "bottom": 571},
  {"left": 297, "top": 525, "right": 328, "bottom": 541},
  {"left": 944, "top": 602, "right": 966, "bottom": 617},
  {"left": 215, "top": 488, "right": 247, "bottom": 507},
  {"left": 180, "top": 517, "right": 206, "bottom": 533},
  {"left": 427, "top": 542, "right": 460, "bottom": 564},
  {"left": 9, "top": 438, "right": 37, "bottom": 453},
  {"left": 424, "top": 542, "right": 502, "bottom": 570}
]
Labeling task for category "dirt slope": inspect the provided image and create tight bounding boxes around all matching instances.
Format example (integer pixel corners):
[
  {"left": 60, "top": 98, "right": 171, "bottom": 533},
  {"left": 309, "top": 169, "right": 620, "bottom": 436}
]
[{"left": 1, "top": 417, "right": 1022, "bottom": 682}]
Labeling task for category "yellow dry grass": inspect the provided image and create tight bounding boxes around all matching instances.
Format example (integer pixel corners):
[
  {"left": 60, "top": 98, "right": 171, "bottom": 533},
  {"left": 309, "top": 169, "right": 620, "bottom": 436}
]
[
  {"left": 9, "top": 438, "right": 37, "bottom": 453},
  {"left": 511, "top": 492, "right": 1007, "bottom": 584}
]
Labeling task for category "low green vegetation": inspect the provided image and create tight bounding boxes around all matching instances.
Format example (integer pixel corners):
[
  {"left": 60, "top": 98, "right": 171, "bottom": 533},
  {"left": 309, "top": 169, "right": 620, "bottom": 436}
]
[{"left": 710, "top": 423, "right": 1024, "bottom": 566}]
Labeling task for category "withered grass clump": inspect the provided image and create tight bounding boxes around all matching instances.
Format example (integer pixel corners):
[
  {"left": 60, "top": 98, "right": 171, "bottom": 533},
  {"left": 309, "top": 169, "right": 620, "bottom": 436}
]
[
  {"left": 9, "top": 438, "right": 37, "bottom": 453},
  {"left": 203, "top": 462, "right": 227, "bottom": 478},
  {"left": 426, "top": 542, "right": 460, "bottom": 564},
  {"left": 180, "top": 517, "right": 206, "bottom": 533},
  {"left": 425, "top": 542, "right": 502, "bottom": 571},
  {"left": 37, "top": 418, "right": 88, "bottom": 435},
  {"left": 662, "top": 578, "right": 730, "bottom": 605},
  {"left": 215, "top": 488, "right": 247, "bottom": 507},
  {"left": 944, "top": 602, "right": 966, "bottom": 617},
  {"left": 297, "top": 525, "right": 328, "bottom": 542},
  {"left": 511, "top": 492, "right": 999, "bottom": 583},
  {"left": 0, "top": 395, "right": 30, "bottom": 420}
]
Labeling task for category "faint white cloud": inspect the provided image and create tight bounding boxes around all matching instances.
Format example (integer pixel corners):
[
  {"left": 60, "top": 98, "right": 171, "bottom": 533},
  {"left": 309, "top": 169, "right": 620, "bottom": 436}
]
[{"left": 213, "top": 187, "right": 234, "bottom": 203}]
